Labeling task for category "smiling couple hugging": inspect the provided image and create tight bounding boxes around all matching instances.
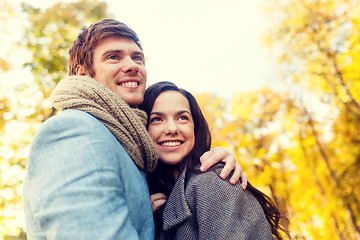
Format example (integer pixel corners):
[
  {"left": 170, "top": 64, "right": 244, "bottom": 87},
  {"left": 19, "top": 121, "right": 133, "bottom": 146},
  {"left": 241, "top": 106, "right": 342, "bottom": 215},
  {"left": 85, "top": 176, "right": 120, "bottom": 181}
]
[{"left": 23, "top": 18, "right": 284, "bottom": 240}]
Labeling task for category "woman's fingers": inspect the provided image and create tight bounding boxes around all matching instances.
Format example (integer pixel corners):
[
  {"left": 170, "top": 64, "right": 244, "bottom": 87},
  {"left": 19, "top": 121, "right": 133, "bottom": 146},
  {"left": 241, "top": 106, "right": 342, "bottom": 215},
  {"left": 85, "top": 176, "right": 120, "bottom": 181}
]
[{"left": 150, "top": 193, "right": 167, "bottom": 213}]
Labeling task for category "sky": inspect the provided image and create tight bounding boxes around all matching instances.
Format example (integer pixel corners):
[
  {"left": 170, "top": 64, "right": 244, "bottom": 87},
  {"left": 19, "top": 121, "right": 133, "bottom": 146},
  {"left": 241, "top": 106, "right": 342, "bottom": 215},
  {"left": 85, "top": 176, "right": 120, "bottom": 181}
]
[{"left": 7, "top": 0, "right": 276, "bottom": 97}]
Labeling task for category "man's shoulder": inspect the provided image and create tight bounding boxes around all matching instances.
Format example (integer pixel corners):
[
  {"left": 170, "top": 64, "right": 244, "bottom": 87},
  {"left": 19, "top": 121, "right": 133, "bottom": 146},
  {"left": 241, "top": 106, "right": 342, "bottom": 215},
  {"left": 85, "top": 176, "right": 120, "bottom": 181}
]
[
  {"left": 45, "top": 109, "right": 98, "bottom": 124},
  {"left": 40, "top": 109, "right": 105, "bottom": 132},
  {"left": 34, "top": 109, "right": 115, "bottom": 146},
  {"left": 28, "top": 109, "right": 127, "bottom": 170}
]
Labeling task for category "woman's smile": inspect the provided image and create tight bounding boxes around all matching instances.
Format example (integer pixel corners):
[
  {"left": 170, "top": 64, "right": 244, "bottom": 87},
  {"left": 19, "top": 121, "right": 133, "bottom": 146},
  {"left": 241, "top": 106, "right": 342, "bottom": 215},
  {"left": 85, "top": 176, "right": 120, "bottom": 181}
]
[
  {"left": 158, "top": 140, "right": 183, "bottom": 148},
  {"left": 147, "top": 91, "right": 195, "bottom": 166}
]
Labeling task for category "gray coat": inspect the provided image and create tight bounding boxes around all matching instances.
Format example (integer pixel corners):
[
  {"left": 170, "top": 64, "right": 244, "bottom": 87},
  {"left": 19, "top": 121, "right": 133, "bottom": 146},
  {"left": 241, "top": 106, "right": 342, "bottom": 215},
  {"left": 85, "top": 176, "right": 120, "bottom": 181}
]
[{"left": 159, "top": 165, "right": 275, "bottom": 240}]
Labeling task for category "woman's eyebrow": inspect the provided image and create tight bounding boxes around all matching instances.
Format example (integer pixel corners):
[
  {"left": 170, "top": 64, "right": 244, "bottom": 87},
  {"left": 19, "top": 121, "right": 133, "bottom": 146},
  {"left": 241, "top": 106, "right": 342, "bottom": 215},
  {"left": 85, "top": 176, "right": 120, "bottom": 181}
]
[
  {"left": 176, "top": 110, "right": 191, "bottom": 115},
  {"left": 150, "top": 111, "right": 164, "bottom": 116}
]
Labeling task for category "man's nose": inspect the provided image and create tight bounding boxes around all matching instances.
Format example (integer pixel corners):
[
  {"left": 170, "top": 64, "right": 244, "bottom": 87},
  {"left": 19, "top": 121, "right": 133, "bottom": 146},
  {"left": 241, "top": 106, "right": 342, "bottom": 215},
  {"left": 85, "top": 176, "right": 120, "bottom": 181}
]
[
  {"left": 164, "top": 120, "right": 179, "bottom": 135},
  {"left": 121, "top": 57, "right": 139, "bottom": 73}
]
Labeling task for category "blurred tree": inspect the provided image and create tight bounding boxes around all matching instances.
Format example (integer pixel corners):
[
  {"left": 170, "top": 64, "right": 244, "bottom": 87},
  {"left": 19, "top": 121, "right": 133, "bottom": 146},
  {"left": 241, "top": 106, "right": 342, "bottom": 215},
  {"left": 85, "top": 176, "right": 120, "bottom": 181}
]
[
  {"left": 1, "top": 0, "right": 359, "bottom": 239},
  {"left": 227, "top": 88, "right": 294, "bottom": 237},
  {"left": 0, "top": 0, "right": 14, "bottom": 73},
  {"left": 197, "top": 89, "right": 294, "bottom": 239},
  {"left": 21, "top": 0, "right": 112, "bottom": 119},
  {"left": 263, "top": 0, "right": 360, "bottom": 238},
  {"left": 0, "top": 0, "right": 111, "bottom": 238},
  {"left": 198, "top": 85, "right": 359, "bottom": 239},
  {"left": 0, "top": 1, "right": 28, "bottom": 238},
  {"left": 264, "top": 0, "right": 360, "bottom": 114},
  {"left": 195, "top": 93, "right": 228, "bottom": 147}
]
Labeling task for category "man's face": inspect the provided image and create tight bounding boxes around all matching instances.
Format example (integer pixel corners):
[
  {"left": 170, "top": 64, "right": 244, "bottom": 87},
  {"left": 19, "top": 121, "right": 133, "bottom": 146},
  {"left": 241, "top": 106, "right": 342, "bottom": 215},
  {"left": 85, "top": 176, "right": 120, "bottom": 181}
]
[{"left": 90, "top": 36, "right": 147, "bottom": 107}]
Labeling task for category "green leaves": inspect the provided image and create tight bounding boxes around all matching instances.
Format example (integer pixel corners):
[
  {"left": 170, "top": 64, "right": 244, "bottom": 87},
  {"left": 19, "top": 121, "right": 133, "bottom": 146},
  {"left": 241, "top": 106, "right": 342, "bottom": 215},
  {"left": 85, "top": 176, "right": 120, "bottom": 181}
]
[{"left": 21, "top": 0, "right": 111, "bottom": 95}]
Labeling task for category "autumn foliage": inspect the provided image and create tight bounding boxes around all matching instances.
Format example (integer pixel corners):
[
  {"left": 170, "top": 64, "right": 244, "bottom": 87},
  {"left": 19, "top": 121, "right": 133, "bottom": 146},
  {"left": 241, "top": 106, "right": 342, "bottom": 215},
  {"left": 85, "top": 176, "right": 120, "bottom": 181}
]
[{"left": 0, "top": 0, "right": 359, "bottom": 239}]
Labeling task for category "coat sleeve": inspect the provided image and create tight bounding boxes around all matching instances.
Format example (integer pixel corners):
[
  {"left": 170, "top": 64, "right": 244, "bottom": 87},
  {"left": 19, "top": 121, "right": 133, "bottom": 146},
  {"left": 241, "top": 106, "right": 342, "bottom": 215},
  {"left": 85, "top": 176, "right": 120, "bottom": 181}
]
[
  {"left": 186, "top": 169, "right": 274, "bottom": 240},
  {"left": 24, "top": 111, "right": 143, "bottom": 240}
]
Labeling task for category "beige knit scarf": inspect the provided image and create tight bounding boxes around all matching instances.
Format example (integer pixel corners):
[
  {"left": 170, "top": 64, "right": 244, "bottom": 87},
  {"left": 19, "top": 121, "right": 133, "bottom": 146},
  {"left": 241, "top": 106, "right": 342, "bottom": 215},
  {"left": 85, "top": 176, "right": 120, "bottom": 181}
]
[{"left": 50, "top": 75, "right": 158, "bottom": 173}]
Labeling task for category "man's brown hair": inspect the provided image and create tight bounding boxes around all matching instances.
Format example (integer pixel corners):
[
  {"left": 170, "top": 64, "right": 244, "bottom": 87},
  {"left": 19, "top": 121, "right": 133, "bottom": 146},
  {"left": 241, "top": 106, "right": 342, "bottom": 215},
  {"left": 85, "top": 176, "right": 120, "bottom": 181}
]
[{"left": 68, "top": 18, "right": 142, "bottom": 77}]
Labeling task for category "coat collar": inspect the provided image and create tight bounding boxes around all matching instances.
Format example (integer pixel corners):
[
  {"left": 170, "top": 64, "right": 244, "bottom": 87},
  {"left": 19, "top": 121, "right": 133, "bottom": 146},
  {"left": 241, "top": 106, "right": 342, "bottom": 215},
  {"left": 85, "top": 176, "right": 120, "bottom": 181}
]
[{"left": 162, "top": 167, "right": 192, "bottom": 230}]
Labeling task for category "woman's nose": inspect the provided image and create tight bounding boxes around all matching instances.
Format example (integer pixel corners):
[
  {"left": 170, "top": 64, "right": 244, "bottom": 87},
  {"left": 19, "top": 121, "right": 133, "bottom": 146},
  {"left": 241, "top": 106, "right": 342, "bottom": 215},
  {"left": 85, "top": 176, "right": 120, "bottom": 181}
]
[
  {"left": 164, "top": 120, "right": 179, "bottom": 135},
  {"left": 121, "top": 57, "right": 139, "bottom": 73}
]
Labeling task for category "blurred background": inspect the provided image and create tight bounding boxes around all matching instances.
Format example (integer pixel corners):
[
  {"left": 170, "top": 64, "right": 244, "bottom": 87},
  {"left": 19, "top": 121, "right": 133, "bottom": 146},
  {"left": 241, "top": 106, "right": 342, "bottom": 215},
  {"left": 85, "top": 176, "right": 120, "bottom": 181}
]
[{"left": 0, "top": 0, "right": 359, "bottom": 239}]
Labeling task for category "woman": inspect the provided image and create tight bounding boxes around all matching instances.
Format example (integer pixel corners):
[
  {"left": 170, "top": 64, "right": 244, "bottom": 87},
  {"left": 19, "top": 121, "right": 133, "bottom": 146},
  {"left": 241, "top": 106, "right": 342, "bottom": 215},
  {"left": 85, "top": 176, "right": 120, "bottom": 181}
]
[{"left": 140, "top": 81, "right": 285, "bottom": 240}]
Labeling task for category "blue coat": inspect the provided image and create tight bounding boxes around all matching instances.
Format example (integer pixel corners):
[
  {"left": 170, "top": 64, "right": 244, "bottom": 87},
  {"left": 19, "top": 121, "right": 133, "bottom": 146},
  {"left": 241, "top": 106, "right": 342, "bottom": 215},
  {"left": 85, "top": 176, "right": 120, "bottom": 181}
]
[{"left": 23, "top": 109, "right": 154, "bottom": 239}]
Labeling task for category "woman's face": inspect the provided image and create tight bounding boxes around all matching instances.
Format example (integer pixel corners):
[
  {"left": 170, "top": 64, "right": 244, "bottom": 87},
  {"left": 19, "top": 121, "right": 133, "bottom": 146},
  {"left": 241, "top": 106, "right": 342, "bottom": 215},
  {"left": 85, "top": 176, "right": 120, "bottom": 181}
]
[{"left": 147, "top": 91, "right": 195, "bottom": 166}]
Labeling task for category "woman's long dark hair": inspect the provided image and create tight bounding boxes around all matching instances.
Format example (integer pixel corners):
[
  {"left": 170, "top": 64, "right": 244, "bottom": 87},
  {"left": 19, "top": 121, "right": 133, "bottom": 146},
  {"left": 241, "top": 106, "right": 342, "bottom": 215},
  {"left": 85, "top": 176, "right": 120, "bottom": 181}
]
[{"left": 140, "top": 81, "right": 286, "bottom": 239}]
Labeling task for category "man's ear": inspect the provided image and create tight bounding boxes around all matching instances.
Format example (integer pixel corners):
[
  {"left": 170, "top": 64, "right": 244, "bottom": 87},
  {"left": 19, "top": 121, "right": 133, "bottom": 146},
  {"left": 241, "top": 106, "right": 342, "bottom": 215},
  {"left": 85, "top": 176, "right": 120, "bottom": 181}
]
[{"left": 76, "top": 65, "right": 86, "bottom": 76}]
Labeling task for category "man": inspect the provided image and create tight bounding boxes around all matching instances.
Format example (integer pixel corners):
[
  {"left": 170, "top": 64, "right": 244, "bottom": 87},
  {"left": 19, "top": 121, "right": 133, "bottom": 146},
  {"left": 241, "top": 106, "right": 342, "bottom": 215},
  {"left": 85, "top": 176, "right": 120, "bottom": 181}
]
[{"left": 23, "top": 19, "right": 246, "bottom": 239}]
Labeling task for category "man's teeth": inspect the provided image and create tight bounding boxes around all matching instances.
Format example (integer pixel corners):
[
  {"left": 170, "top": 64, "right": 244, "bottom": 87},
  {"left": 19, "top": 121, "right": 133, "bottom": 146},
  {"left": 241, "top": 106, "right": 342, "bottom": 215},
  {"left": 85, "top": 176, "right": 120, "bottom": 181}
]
[
  {"left": 121, "top": 82, "right": 138, "bottom": 87},
  {"left": 161, "top": 141, "right": 181, "bottom": 147}
]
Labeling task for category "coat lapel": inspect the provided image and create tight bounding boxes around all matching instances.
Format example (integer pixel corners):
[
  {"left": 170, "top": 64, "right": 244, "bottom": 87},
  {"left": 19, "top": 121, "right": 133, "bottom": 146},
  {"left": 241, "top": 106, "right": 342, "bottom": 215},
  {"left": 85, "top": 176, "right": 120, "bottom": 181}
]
[{"left": 163, "top": 168, "right": 192, "bottom": 231}]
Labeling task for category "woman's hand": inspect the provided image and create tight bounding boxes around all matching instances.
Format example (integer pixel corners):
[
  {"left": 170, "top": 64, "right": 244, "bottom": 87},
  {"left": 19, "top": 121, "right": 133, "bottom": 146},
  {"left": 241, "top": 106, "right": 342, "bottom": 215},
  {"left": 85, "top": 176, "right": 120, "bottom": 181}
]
[
  {"left": 150, "top": 193, "right": 168, "bottom": 213},
  {"left": 199, "top": 147, "right": 247, "bottom": 189}
]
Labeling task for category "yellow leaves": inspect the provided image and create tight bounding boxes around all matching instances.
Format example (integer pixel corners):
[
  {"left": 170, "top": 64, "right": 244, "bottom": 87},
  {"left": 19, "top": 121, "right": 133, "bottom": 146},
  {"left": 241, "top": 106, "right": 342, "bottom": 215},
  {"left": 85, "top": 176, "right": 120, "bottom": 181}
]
[
  {"left": 231, "top": 92, "right": 255, "bottom": 120},
  {"left": 0, "top": 0, "right": 357, "bottom": 238},
  {"left": 0, "top": 0, "right": 14, "bottom": 24},
  {"left": 195, "top": 93, "right": 225, "bottom": 130},
  {"left": 196, "top": 78, "right": 359, "bottom": 238},
  {"left": 262, "top": 0, "right": 360, "bottom": 237},
  {"left": 0, "top": 58, "right": 11, "bottom": 73}
]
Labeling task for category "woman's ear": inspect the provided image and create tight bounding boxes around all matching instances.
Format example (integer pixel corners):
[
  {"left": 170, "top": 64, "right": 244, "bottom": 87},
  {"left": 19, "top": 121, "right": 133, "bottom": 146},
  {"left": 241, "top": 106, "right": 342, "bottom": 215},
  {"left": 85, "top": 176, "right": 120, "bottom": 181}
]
[{"left": 76, "top": 65, "right": 86, "bottom": 76}]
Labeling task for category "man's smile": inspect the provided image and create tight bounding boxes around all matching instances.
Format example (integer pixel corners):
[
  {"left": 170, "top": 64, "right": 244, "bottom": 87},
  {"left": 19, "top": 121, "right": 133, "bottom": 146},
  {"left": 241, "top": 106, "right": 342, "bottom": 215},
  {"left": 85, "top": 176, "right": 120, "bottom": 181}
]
[{"left": 118, "top": 81, "right": 139, "bottom": 87}]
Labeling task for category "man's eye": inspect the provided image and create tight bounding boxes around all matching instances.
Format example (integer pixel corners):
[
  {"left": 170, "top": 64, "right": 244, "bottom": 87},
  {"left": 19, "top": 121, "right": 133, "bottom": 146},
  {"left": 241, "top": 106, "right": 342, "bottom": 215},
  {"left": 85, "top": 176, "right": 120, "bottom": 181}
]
[
  {"left": 108, "top": 55, "right": 118, "bottom": 61},
  {"left": 133, "top": 56, "right": 143, "bottom": 62}
]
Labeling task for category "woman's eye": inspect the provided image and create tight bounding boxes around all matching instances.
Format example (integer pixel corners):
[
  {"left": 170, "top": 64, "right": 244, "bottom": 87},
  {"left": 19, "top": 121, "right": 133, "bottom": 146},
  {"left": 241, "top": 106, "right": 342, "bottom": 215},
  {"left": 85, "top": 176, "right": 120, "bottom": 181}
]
[
  {"left": 178, "top": 115, "right": 189, "bottom": 121},
  {"left": 150, "top": 117, "right": 162, "bottom": 123}
]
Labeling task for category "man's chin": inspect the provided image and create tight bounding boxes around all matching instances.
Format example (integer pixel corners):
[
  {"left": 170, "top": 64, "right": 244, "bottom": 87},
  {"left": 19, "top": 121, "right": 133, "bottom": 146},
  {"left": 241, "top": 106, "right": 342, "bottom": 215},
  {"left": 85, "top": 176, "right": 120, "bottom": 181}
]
[{"left": 124, "top": 98, "right": 143, "bottom": 107}]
